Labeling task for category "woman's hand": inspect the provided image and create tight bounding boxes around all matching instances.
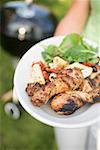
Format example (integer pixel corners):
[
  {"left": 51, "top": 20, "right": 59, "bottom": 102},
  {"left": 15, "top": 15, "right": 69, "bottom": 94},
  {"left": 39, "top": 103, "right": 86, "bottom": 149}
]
[{"left": 55, "top": 0, "right": 90, "bottom": 36}]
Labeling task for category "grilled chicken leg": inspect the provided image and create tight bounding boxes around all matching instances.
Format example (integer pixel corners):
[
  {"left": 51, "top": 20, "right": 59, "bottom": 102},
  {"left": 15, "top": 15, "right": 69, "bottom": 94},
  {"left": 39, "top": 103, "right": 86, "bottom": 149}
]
[
  {"left": 26, "top": 68, "right": 83, "bottom": 106},
  {"left": 50, "top": 87, "right": 100, "bottom": 115}
]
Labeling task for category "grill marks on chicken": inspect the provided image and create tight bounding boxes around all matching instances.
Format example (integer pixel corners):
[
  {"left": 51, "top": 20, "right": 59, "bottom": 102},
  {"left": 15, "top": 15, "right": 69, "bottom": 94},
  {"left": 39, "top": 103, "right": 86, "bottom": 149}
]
[
  {"left": 50, "top": 93, "right": 84, "bottom": 115},
  {"left": 89, "top": 87, "right": 100, "bottom": 103},
  {"left": 26, "top": 67, "right": 100, "bottom": 115},
  {"left": 50, "top": 75, "right": 100, "bottom": 115},
  {"left": 60, "top": 68, "right": 83, "bottom": 90},
  {"left": 26, "top": 68, "right": 83, "bottom": 106},
  {"left": 50, "top": 87, "right": 100, "bottom": 115},
  {"left": 31, "top": 79, "right": 69, "bottom": 106},
  {"left": 81, "top": 77, "right": 97, "bottom": 92},
  {"left": 26, "top": 82, "right": 42, "bottom": 96}
]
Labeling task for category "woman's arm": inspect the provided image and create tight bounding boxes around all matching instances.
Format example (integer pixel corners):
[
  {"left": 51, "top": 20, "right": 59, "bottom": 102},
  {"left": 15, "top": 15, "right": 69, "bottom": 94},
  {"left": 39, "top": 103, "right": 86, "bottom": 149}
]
[{"left": 55, "top": 0, "right": 90, "bottom": 35}]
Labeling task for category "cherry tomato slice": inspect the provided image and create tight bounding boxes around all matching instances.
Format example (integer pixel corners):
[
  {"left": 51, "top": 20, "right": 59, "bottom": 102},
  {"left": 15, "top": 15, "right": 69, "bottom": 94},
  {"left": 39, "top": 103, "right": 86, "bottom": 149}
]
[
  {"left": 46, "top": 67, "right": 61, "bottom": 73},
  {"left": 42, "top": 71, "right": 49, "bottom": 80}
]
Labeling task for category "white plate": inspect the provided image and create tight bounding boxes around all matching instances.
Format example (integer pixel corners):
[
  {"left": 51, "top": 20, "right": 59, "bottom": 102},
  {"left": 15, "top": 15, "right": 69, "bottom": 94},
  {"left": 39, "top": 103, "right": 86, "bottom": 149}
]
[{"left": 14, "top": 36, "right": 100, "bottom": 128}]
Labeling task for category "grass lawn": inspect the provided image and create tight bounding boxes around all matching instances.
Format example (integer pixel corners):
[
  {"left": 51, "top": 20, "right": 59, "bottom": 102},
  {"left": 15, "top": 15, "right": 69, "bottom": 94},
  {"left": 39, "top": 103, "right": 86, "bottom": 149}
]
[
  {"left": 0, "top": 0, "right": 72, "bottom": 149},
  {"left": 0, "top": 101, "right": 57, "bottom": 150}
]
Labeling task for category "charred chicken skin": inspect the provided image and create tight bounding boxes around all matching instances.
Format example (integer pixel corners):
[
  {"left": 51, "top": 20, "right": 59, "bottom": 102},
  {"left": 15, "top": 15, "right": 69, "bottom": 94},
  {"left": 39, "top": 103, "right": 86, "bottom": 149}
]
[
  {"left": 50, "top": 87, "right": 100, "bottom": 115},
  {"left": 50, "top": 92, "right": 84, "bottom": 115},
  {"left": 26, "top": 65, "right": 100, "bottom": 115},
  {"left": 31, "top": 79, "right": 69, "bottom": 106},
  {"left": 81, "top": 77, "right": 97, "bottom": 92},
  {"left": 26, "top": 68, "right": 83, "bottom": 106},
  {"left": 60, "top": 68, "right": 83, "bottom": 90}
]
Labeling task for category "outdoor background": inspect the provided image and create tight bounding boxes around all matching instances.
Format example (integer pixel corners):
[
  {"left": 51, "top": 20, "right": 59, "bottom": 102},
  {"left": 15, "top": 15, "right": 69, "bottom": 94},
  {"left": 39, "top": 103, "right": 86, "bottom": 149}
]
[{"left": 0, "top": 0, "right": 72, "bottom": 150}]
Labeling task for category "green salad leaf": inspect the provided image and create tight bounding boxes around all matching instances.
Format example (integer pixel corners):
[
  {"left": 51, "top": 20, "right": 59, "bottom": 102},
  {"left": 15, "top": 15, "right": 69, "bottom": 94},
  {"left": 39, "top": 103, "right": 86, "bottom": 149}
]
[
  {"left": 42, "top": 52, "right": 53, "bottom": 63},
  {"left": 59, "top": 33, "right": 81, "bottom": 50},
  {"left": 43, "top": 45, "right": 59, "bottom": 56},
  {"left": 42, "top": 33, "right": 99, "bottom": 64},
  {"left": 63, "top": 45, "right": 96, "bottom": 63}
]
